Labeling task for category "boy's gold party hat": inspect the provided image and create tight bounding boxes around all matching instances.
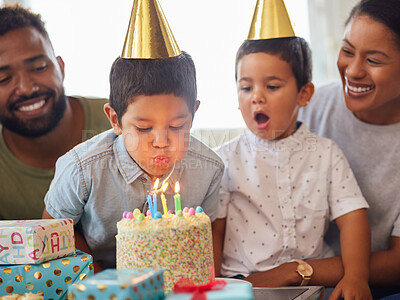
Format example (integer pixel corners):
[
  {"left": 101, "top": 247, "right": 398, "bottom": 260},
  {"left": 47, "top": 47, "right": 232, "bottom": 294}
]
[
  {"left": 247, "top": 0, "right": 295, "bottom": 40},
  {"left": 122, "top": 0, "right": 181, "bottom": 59}
]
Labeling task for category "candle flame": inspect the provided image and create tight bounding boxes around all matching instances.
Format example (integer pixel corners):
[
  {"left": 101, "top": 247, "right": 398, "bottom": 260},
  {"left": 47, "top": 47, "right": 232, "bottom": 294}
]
[
  {"left": 154, "top": 178, "right": 160, "bottom": 190},
  {"left": 174, "top": 181, "right": 180, "bottom": 193},
  {"left": 162, "top": 182, "right": 168, "bottom": 193}
]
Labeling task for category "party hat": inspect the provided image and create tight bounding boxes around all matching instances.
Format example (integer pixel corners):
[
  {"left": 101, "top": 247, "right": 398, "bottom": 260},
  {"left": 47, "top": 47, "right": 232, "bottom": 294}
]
[
  {"left": 122, "top": 0, "right": 181, "bottom": 59},
  {"left": 247, "top": 0, "right": 295, "bottom": 40}
]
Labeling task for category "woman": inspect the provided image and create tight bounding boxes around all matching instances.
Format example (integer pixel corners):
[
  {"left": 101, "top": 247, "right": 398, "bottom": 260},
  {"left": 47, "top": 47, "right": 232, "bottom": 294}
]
[{"left": 299, "top": 0, "right": 400, "bottom": 298}]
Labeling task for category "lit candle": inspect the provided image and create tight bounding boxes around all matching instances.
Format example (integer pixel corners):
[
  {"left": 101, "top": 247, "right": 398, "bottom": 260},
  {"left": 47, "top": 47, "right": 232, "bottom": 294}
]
[
  {"left": 152, "top": 178, "right": 160, "bottom": 215},
  {"left": 152, "top": 193, "right": 157, "bottom": 215},
  {"left": 146, "top": 194, "right": 154, "bottom": 218},
  {"left": 174, "top": 181, "right": 181, "bottom": 212},
  {"left": 161, "top": 182, "right": 169, "bottom": 216}
]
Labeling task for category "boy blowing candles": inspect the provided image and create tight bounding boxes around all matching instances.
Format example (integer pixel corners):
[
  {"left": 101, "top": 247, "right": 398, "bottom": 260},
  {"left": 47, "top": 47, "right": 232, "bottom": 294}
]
[{"left": 43, "top": 0, "right": 223, "bottom": 272}]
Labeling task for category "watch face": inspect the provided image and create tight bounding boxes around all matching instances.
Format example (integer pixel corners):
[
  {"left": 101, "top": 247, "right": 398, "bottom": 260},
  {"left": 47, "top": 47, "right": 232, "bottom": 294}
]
[{"left": 297, "top": 263, "right": 313, "bottom": 276}]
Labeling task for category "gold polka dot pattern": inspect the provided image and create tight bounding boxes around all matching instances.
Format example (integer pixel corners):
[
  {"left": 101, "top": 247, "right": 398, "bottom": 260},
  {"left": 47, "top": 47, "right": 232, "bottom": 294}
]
[
  {"left": 42, "top": 262, "right": 51, "bottom": 269},
  {"left": 79, "top": 274, "right": 87, "bottom": 281},
  {"left": 73, "top": 266, "right": 80, "bottom": 273},
  {"left": 23, "top": 265, "right": 31, "bottom": 272},
  {"left": 0, "top": 250, "right": 93, "bottom": 299},
  {"left": 4, "top": 268, "right": 12, "bottom": 275},
  {"left": 76, "top": 284, "right": 86, "bottom": 292},
  {"left": 65, "top": 276, "right": 72, "bottom": 284},
  {"left": 54, "top": 269, "right": 61, "bottom": 276},
  {"left": 68, "top": 269, "right": 164, "bottom": 299}
]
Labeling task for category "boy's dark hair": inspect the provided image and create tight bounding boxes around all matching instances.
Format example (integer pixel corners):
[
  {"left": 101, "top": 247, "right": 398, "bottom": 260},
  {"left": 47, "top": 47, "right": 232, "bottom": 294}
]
[
  {"left": 109, "top": 51, "right": 197, "bottom": 122},
  {"left": 0, "top": 5, "right": 49, "bottom": 39},
  {"left": 235, "top": 37, "right": 312, "bottom": 90},
  {"left": 346, "top": 0, "right": 400, "bottom": 49}
]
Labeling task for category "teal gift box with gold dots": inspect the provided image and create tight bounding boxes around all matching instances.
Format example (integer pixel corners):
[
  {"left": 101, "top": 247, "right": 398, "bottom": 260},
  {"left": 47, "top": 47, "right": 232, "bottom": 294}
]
[
  {"left": 67, "top": 268, "right": 164, "bottom": 300},
  {"left": 0, "top": 250, "right": 93, "bottom": 299}
]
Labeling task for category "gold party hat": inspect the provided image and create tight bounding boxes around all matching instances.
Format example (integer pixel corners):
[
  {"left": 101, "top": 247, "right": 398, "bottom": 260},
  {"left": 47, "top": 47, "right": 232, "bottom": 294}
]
[
  {"left": 122, "top": 0, "right": 181, "bottom": 59},
  {"left": 247, "top": 0, "right": 295, "bottom": 40}
]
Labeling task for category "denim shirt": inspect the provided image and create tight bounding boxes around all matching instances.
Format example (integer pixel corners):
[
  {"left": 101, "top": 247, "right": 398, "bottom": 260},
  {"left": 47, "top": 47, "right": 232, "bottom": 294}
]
[{"left": 44, "top": 129, "right": 224, "bottom": 268}]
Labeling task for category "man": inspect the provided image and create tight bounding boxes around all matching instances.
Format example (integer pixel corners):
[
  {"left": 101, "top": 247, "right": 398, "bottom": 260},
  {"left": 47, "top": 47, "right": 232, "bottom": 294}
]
[{"left": 0, "top": 5, "right": 110, "bottom": 219}]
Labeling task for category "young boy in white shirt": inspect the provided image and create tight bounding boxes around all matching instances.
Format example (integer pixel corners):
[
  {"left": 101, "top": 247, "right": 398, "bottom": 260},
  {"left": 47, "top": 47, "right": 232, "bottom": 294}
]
[{"left": 213, "top": 33, "right": 372, "bottom": 300}]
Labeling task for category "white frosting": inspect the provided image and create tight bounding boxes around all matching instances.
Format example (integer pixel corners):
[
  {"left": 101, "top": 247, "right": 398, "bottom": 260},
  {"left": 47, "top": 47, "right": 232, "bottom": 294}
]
[{"left": 117, "top": 211, "right": 210, "bottom": 232}]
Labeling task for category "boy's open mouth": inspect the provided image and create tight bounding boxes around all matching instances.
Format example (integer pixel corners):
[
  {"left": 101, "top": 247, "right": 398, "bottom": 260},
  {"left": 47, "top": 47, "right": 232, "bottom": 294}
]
[{"left": 254, "top": 111, "right": 270, "bottom": 130}]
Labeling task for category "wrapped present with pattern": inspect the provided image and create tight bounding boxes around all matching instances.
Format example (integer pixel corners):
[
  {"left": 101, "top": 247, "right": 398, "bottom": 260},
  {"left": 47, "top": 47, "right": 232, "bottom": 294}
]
[
  {"left": 166, "top": 271, "right": 254, "bottom": 300},
  {"left": 166, "top": 282, "right": 254, "bottom": 300},
  {"left": 0, "top": 250, "right": 93, "bottom": 300},
  {"left": 0, "top": 219, "right": 75, "bottom": 265},
  {"left": 67, "top": 268, "right": 164, "bottom": 300}
]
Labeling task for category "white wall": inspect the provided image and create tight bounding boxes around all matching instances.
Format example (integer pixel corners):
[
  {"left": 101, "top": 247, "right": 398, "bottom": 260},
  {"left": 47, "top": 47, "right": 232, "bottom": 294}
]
[{"left": 307, "top": 0, "right": 359, "bottom": 86}]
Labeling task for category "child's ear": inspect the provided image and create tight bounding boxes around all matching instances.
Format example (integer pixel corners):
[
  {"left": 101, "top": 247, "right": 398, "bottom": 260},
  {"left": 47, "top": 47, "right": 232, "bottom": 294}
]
[
  {"left": 194, "top": 100, "right": 200, "bottom": 113},
  {"left": 298, "top": 82, "right": 315, "bottom": 107},
  {"left": 104, "top": 103, "right": 122, "bottom": 135}
]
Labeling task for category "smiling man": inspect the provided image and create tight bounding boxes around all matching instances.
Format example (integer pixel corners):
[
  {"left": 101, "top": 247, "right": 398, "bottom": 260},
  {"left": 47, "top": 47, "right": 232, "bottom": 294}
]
[{"left": 0, "top": 5, "right": 110, "bottom": 219}]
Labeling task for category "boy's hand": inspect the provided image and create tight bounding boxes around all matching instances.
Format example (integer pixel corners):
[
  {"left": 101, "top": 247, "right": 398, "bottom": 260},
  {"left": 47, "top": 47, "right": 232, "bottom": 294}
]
[
  {"left": 244, "top": 262, "right": 301, "bottom": 287},
  {"left": 329, "top": 275, "right": 372, "bottom": 300}
]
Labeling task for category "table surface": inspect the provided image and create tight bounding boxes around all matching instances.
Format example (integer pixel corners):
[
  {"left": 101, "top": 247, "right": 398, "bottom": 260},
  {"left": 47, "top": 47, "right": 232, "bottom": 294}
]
[{"left": 253, "top": 286, "right": 324, "bottom": 300}]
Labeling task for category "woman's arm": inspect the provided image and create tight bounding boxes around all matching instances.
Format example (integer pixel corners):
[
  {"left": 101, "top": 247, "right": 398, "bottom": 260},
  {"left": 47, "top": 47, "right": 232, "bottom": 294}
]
[
  {"left": 369, "top": 236, "right": 400, "bottom": 285},
  {"left": 326, "top": 208, "right": 371, "bottom": 299}
]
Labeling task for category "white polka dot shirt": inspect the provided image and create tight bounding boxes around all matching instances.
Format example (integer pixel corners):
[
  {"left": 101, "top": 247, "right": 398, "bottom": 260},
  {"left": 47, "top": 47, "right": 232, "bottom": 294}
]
[{"left": 215, "top": 123, "right": 369, "bottom": 277}]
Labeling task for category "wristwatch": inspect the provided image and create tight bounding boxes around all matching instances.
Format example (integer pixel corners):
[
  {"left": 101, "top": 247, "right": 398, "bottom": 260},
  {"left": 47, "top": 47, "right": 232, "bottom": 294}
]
[{"left": 295, "top": 260, "right": 313, "bottom": 286}]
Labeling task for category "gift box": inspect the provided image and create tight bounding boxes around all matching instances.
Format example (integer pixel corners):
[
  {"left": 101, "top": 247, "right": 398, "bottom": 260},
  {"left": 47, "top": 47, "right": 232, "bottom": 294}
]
[
  {"left": 67, "top": 268, "right": 164, "bottom": 300},
  {"left": 166, "top": 279, "right": 254, "bottom": 300},
  {"left": 0, "top": 250, "right": 94, "bottom": 299},
  {"left": 0, "top": 219, "right": 75, "bottom": 265}
]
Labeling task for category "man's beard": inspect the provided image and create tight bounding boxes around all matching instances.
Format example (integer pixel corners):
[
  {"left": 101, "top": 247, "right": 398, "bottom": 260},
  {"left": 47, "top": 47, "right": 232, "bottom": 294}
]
[{"left": 0, "top": 90, "right": 67, "bottom": 138}]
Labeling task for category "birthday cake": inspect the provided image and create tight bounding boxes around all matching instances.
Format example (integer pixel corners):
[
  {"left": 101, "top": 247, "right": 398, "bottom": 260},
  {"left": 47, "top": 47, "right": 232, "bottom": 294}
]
[
  {"left": 0, "top": 293, "right": 43, "bottom": 300},
  {"left": 116, "top": 206, "right": 214, "bottom": 292}
]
